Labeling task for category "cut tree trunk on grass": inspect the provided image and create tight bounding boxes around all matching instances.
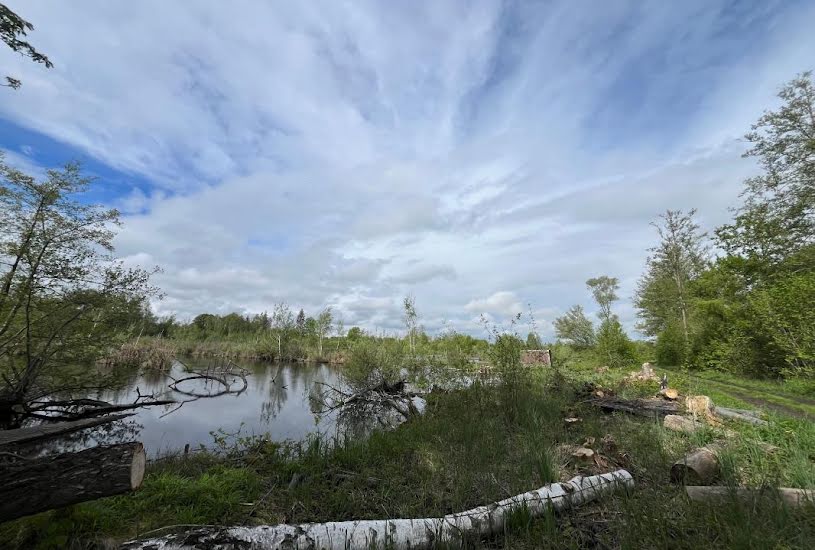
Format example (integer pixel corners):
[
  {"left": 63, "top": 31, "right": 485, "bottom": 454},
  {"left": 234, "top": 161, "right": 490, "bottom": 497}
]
[
  {"left": 0, "top": 442, "right": 145, "bottom": 522},
  {"left": 664, "top": 414, "right": 704, "bottom": 433},
  {"left": 122, "top": 470, "right": 634, "bottom": 550},
  {"left": 671, "top": 444, "right": 723, "bottom": 485},
  {"left": 0, "top": 414, "right": 133, "bottom": 448},
  {"left": 591, "top": 397, "right": 681, "bottom": 417},
  {"left": 685, "top": 486, "right": 815, "bottom": 507},
  {"left": 715, "top": 407, "right": 768, "bottom": 426}
]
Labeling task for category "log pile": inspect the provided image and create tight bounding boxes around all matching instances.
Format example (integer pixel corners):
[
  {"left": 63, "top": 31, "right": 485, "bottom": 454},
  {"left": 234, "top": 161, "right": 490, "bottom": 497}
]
[{"left": 122, "top": 470, "right": 634, "bottom": 550}]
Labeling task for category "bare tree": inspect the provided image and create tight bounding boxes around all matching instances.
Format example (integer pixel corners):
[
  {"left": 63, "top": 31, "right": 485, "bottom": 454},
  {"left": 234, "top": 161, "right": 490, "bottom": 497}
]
[
  {"left": 403, "top": 295, "right": 418, "bottom": 355},
  {"left": 316, "top": 307, "right": 333, "bottom": 357}
]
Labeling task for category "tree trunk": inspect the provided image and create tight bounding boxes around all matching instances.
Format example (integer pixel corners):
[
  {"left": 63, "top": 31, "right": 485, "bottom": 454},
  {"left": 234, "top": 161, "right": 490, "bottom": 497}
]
[
  {"left": 0, "top": 442, "right": 146, "bottom": 522},
  {"left": 685, "top": 486, "right": 815, "bottom": 507},
  {"left": 123, "top": 470, "right": 633, "bottom": 550},
  {"left": 715, "top": 407, "right": 768, "bottom": 426},
  {"left": 591, "top": 397, "right": 681, "bottom": 417},
  {"left": 671, "top": 444, "right": 722, "bottom": 485},
  {"left": 0, "top": 414, "right": 132, "bottom": 447}
]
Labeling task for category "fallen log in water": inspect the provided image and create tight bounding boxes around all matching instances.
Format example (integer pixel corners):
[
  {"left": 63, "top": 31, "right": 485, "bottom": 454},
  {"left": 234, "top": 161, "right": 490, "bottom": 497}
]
[
  {"left": 123, "top": 470, "right": 634, "bottom": 550},
  {"left": 0, "top": 442, "right": 146, "bottom": 522},
  {"left": 685, "top": 486, "right": 815, "bottom": 507},
  {"left": 0, "top": 414, "right": 133, "bottom": 448}
]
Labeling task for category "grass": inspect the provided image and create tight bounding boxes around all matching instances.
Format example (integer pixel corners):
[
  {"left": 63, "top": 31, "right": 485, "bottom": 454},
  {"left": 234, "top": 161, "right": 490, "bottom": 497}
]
[{"left": 2, "top": 368, "right": 814, "bottom": 549}]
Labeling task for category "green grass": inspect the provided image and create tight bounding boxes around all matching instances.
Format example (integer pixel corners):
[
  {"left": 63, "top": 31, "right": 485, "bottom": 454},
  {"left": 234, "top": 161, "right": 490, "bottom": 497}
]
[{"left": 2, "top": 369, "right": 814, "bottom": 549}]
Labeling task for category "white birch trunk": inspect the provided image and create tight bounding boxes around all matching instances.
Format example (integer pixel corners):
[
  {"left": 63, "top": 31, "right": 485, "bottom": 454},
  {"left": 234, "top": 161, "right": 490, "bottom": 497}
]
[{"left": 123, "top": 470, "right": 633, "bottom": 550}]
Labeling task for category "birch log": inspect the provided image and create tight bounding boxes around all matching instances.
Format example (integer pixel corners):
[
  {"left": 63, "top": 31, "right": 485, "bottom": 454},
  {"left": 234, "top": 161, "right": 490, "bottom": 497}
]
[
  {"left": 0, "top": 442, "right": 146, "bottom": 522},
  {"left": 123, "top": 469, "right": 633, "bottom": 550},
  {"left": 714, "top": 407, "right": 768, "bottom": 426}
]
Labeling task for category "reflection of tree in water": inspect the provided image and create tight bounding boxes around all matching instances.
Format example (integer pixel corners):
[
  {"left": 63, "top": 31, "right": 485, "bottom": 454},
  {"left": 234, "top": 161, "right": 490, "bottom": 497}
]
[{"left": 260, "top": 364, "right": 288, "bottom": 423}]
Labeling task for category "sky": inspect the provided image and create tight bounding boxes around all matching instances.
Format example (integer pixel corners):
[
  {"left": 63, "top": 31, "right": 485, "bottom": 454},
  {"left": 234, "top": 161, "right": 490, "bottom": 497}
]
[{"left": 1, "top": 0, "right": 814, "bottom": 339}]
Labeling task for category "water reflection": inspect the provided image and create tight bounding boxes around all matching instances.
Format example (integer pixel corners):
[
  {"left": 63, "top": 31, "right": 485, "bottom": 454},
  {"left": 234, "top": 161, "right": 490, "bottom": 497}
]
[{"left": 59, "top": 358, "right": 346, "bottom": 457}]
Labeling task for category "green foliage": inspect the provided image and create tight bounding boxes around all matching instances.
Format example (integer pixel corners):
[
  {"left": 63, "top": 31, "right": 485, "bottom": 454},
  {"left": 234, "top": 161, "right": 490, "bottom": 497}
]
[
  {"left": 525, "top": 331, "right": 543, "bottom": 349},
  {"left": 553, "top": 305, "right": 596, "bottom": 349},
  {"left": 655, "top": 321, "right": 686, "bottom": 366},
  {"left": 595, "top": 318, "right": 637, "bottom": 369},
  {"left": 1, "top": 3, "right": 53, "bottom": 90},
  {"left": 585, "top": 276, "right": 619, "bottom": 322}
]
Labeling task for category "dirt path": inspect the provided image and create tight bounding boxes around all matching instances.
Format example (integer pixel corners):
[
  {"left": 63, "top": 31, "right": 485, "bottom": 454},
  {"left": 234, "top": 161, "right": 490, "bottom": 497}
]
[{"left": 662, "top": 368, "right": 813, "bottom": 419}]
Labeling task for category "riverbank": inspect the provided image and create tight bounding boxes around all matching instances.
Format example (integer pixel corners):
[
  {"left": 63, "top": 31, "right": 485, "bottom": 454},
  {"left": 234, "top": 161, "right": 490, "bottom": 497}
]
[{"left": 2, "top": 368, "right": 813, "bottom": 549}]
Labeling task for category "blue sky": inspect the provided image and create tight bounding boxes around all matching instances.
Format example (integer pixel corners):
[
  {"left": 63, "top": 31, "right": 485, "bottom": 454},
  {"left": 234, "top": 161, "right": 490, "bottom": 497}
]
[{"left": 1, "top": 0, "right": 814, "bottom": 338}]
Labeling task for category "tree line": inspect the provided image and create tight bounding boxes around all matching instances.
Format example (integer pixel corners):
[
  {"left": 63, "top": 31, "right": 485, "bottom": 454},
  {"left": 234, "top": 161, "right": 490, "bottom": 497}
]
[{"left": 554, "top": 73, "right": 815, "bottom": 379}]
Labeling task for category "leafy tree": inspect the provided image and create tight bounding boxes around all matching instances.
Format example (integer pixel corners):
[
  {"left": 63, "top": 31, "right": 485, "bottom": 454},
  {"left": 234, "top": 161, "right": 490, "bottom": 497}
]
[
  {"left": 635, "top": 209, "right": 708, "bottom": 360},
  {"left": 717, "top": 72, "right": 815, "bottom": 275},
  {"left": 586, "top": 276, "right": 619, "bottom": 323},
  {"left": 1, "top": 3, "right": 52, "bottom": 89},
  {"left": 295, "top": 308, "right": 306, "bottom": 334},
  {"left": 403, "top": 294, "right": 418, "bottom": 354},
  {"left": 554, "top": 305, "right": 596, "bottom": 349},
  {"left": 316, "top": 307, "right": 333, "bottom": 357},
  {"left": 0, "top": 156, "right": 156, "bottom": 425},
  {"left": 596, "top": 317, "right": 637, "bottom": 369},
  {"left": 346, "top": 326, "right": 363, "bottom": 341},
  {"left": 270, "top": 302, "right": 294, "bottom": 360},
  {"left": 525, "top": 331, "right": 542, "bottom": 349}
]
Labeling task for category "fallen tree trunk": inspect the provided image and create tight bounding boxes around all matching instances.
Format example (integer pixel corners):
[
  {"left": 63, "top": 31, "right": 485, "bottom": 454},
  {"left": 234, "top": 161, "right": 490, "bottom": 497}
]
[
  {"left": 664, "top": 414, "right": 703, "bottom": 433},
  {"left": 591, "top": 397, "right": 681, "bottom": 417},
  {"left": 715, "top": 407, "right": 768, "bottom": 426},
  {"left": 0, "top": 442, "right": 146, "bottom": 522},
  {"left": 685, "top": 486, "right": 815, "bottom": 507},
  {"left": 123, "top": 470, "right": 634, "bottom": 550},
  {"left": 671, "top": 444, "right": 723, "bottom": 485},
  {"left": 0, "top": 414, "right": 133, "bottom": 448}
]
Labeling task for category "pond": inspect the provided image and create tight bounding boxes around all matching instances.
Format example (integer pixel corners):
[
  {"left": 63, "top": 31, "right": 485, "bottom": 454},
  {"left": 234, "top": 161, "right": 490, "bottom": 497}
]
[{"left": 55, "top": 358, "right": 346, "bottom": 457}]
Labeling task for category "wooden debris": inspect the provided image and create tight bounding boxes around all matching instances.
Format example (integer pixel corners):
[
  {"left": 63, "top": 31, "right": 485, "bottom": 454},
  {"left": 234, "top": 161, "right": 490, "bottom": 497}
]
[
  {"left": 572, "top": 447, "right": 595, "bottom": 461},
  {"left": 659, "top": 388, "right": 679, "bottom": 400},
  {"left": 664, "top": 414, "right": 703, "bottom": 433},
  {"left": 715, "top": 406, "right": 768, "bottom": 426},
  {"left": 671, "top": 444, "right": 723, "bottom": 485},
  {"left": 590, "top": 396, "right": 681, "bottom": 417},
  {"left": 685, "top": 486, "right": 815, "bottom": 508},
  {"left": 564, "top": 417, "right": 581, "bottom": 424},
  {"left": 0, "top": 442, "right": 145, "bottom": 522},
  {"left": 123, "top": 470, "right": 635, "bottom": 550}
]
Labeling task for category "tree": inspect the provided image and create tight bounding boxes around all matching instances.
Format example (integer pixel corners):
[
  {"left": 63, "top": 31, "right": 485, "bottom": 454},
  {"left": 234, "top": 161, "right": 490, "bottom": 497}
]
[
  {"left": 295, "top": 308, "right": 306, "bottom": 335},
  {"left": 316, "top": 307, "right": 333, "bottom": 357},
  {"left": 586, "top": 276, "right": 619, "bottom": 323},
  {"left": 717, "top": 72, "right": 815, "bottom": 275},
  {"left": 403, "top": 294, "right": 418, "bottom": 355},
  {"left": 346, "top": 326, "right": 363, "bottom": 341},
  {"left": 0, "top": 156, "right": 156, "bottom": 426},
  {"left": 525, "top": 331, "right": 543, "bottom": 349},
  {"left": 635, "top": 209, "right": 708, "bottom": 354},
  {"left": 553, "top": 305, "right": 596, "bottom": 349},
  {"left": 595, "top": 317, "right": 637, "bottom": 369},
  {"left": 270, "top": 302, "right": 294, "bottom": 360},
  {"left": 1, "top": 3, "right": 52, "bottom": 89}
]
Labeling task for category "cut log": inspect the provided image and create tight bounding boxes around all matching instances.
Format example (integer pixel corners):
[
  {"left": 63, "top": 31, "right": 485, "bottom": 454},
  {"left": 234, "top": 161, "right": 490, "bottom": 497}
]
[
  {"left": 671, "top": 444, "right": 722, "bottom": 485},
  {"left": 664, "top": 414, "right": 703, "bottom": 433},
  {"left": 685, "top": 486, "right": 815, "bottom": 507},
  {"left": 715, "top": 406, "right": 768, "bottom": 426},
  {"left": 0, "top": 414, "right": 133, "bottom": 448},
  {"left": 0, "top": 442, "right": 145, "bottom": 522},
  {"left": 591, "top": 397, "right": 681, "bottom": 417},
  {"left": 122, "top": 470, "right": 634, "bottom": 550}
]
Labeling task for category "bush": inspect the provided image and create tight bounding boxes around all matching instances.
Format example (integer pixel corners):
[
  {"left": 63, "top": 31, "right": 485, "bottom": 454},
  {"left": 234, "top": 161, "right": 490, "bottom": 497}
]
[{"left": 595, "top": 318, "right": 637, "bottom": 368}]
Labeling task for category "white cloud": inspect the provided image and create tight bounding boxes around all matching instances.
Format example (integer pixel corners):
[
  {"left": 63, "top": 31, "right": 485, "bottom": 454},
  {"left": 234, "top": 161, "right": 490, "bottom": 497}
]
[{"left": 2, "top": 1, "right": 814, "bottom": 338}]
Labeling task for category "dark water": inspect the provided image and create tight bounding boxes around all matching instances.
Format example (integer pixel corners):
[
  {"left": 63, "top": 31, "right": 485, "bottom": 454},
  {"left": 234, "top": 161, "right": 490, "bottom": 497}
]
[{"left": 58, "top": 358, "right": 344, "bottom": 457}]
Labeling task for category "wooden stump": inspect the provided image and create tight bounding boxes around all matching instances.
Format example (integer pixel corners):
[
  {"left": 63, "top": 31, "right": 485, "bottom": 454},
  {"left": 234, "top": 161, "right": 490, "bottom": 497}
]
[
  {"left": 0, "top": 442, "right": 146, "bottom": 522},
  {"left": 671, "top": 444, "right": 722, "bottom": 485}
]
